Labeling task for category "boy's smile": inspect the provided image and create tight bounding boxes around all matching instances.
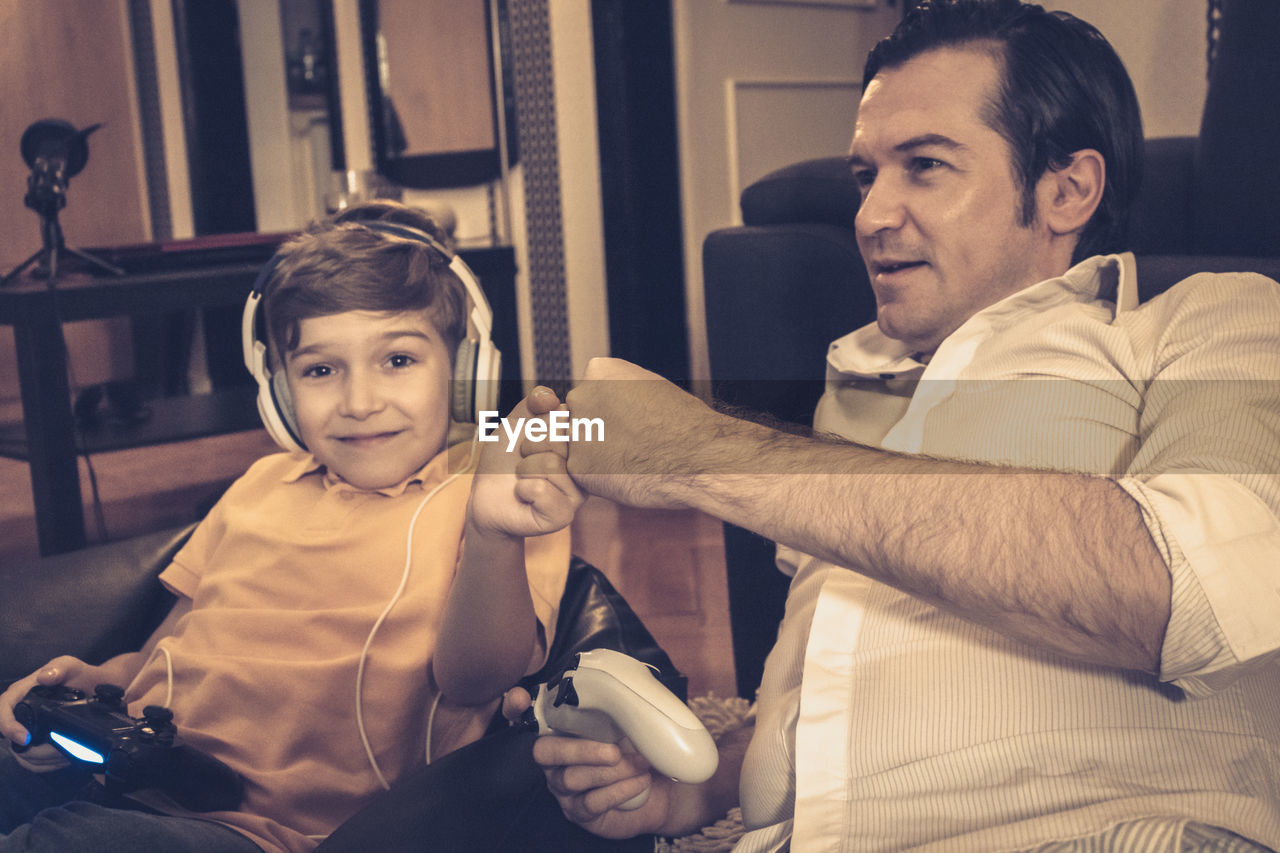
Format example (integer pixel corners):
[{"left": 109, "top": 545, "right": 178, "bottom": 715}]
[{"left": 285, "top": 309, "right": 453, "bottom": 490}]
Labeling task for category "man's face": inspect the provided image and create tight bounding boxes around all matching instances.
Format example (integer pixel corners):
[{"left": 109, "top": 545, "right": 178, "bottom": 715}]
[
  {"left": 849, "top": 46, "right": 1062, "bottom": 354},
  {"left": 285, "top": 309, "right": 452, "bottom": 490}
]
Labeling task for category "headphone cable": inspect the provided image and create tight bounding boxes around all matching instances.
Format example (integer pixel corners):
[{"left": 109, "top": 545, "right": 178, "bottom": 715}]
[{"left": 355, "top": 435, "right": 480, "bottom": 789}]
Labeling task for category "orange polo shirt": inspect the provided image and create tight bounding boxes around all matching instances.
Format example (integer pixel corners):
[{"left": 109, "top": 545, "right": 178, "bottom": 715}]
[{"left": 123, "top": 442, "right": 569, "bottom": 853}]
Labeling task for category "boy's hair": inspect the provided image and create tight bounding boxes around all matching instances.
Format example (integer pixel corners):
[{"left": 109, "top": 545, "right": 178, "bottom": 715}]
[
  {"left": 865, "top": 0, "right": 1144, "bottom": 263},
  {"left": 263, "top": 200, "right": 467, "bottom": 361}
]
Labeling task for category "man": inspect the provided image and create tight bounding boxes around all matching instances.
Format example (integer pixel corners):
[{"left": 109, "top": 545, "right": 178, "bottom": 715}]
[{"left": 519, "top": 1, "right": 1280, "bottom": 850}]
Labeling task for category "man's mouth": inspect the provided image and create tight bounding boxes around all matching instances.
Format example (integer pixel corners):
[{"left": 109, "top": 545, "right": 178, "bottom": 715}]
[{"left": 874, "top": 259, "right": 927, "bottom": 274}]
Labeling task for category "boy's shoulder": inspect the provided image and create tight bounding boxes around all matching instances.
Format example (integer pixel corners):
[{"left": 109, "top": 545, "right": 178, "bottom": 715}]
[
  {"left": 219, "top": 452, "right": 315, "bottom": 504},
  {"left": 243, "top": 451, "right": 313, "bottom": 480}
]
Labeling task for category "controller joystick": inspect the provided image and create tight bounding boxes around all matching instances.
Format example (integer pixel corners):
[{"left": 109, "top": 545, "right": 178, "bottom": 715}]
[
  {"left": 12, "top": 683, "right": 242, "bottom": 812},
  {"left": 527, "top": 649, "right": 718, "bottom": 810},
  {"left": 95, "top": 683, "right": 126, "bottom": 707}
]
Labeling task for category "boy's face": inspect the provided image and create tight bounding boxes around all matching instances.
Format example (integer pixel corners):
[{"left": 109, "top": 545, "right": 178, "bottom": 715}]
[{"left": 284, "top": 309, "right": 453, "bottom": 490}]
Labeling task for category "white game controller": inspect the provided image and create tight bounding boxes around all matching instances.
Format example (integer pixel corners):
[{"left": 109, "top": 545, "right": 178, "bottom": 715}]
[{"left": 530, "top": 648, "right": 719, "bottom": 810}]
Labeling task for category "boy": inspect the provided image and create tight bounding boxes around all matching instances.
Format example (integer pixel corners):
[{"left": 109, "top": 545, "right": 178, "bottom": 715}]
[{"left": 0, "top": 202, "right": 581, "bottom": 853}]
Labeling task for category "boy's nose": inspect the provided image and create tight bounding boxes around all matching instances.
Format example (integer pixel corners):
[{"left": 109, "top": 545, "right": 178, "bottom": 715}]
[{"left": 339, "top": 376, "right": 384, "bottom": 418}]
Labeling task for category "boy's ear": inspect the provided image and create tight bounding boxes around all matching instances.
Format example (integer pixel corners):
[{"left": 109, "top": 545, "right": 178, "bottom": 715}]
[{"left": 1036, "top": 148, "right": 1105, "bottom": 238}]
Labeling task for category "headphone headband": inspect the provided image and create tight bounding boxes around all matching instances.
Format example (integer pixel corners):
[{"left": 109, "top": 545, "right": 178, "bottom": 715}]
[{"left": 241, "top": 219, "right": 501, "bottom": 453}]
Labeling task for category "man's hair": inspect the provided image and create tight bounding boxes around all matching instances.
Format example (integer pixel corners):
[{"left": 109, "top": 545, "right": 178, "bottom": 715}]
[
  {"left": 865, "top": 0, "right": 1144, "bottom": 262},
  {"left": 263, "top": 200, "right": 467, "bottom": 361}
]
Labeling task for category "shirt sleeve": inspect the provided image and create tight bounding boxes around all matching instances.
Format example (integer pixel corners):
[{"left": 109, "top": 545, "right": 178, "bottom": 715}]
[
  {"left": 158, "top": 496, "right": 227, "bottom": 599},
  {"left": 1120, "top": 272, "right": 1280, "bottom": 692},
  {"left": 158, "top": 455, "right": 273, "bottom": 600},
  {"left": 521, "top": 527, "right": 572, "bottom": 674}
]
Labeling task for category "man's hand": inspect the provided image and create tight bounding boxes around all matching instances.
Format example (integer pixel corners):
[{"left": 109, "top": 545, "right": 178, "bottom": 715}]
[
  {"left": 564, "top": 358, "right": 720, "bottom": 508},
  {"left": 468, "top": 386, "right": 585, "bottom": 538},
  {"left": 501, "top": 687, "right": 678, "bottom": 839}
]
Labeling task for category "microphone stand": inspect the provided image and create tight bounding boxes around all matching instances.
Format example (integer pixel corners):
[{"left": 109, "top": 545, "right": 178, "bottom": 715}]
[{"left": 3, "top": 204, "right": 124, "bottom": 286}]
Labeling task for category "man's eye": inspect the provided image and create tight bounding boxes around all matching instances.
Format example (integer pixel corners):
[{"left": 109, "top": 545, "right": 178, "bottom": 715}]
[
  {"left": 852, "top": 169, "right": 876, "bottom": 190},
  {"left": 909, "top": 157, "right": 945, "bottom": 175}
]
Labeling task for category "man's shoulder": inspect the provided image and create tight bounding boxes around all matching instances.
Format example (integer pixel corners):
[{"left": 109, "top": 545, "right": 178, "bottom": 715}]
[
  {"left": 1137, "top": 267, "right": 1280, "bottom": 321},
  {"left": 1123, "top": 268, "right": 1280, "bottom": 377}
]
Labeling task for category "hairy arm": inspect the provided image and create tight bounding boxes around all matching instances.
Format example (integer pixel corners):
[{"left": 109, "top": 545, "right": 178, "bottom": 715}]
[
  {"left": 567, "top": 359, "right": 1170, "bottom": 673},
  {"left": 692, "top": 424, "right": 1168, "bottom": 671}
]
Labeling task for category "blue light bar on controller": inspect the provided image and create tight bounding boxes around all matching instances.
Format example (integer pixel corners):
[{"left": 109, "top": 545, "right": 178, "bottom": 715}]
[{"left": 50, "top": 732, "right": 106, "bottom": 764}]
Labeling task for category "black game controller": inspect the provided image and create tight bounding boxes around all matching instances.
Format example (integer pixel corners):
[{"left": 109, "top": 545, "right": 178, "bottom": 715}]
[{"left": 13, "top": 683, "right": 243, "bottom": 812}]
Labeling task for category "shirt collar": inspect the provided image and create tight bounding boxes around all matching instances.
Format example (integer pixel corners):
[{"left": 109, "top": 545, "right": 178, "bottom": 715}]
[
  {"left": 279, "top": 439, "right": 478, "bottom": 497},
  {"left": 826, "top": 252, "right": 1136, "bottom": 380}
]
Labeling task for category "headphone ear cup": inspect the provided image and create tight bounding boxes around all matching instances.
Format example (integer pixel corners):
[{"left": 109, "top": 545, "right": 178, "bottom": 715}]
[
  {"left": 269, "top": 368, "right": 305, "bottom": 450},
  {"left": 452, "top": 338, "right": 479, "bottom": 424},
  {"left": 473, "top": 340, "right": 500, "bottom": 418},
  {"left": 252, "top": 365, "right": 305, "bottom": 454}
]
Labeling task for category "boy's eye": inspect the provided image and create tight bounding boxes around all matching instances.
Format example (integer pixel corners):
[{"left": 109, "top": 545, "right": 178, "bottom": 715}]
[
  {"left": 300, "top": 364, "right": 332, "bottom": 379},
  {"left": 388, "top": 353, "right": 416, "bottom": 369}
]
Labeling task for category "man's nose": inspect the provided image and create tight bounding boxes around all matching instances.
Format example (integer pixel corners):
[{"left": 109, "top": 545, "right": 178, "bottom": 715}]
[{"left": 854, "top": 178, "right": 906, "bottom": 237}]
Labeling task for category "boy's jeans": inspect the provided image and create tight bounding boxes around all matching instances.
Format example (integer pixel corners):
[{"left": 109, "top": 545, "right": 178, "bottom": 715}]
[{"left": 0, "top": 743, "right": 261, "bottom": 852}]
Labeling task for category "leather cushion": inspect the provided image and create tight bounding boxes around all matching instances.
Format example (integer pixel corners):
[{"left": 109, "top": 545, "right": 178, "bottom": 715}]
[
  {"left": 0, "top": 525, "right": 194, "bottom": 689},
  {"left": 740, "top": 157, "right": 861, "bottom": 229}
]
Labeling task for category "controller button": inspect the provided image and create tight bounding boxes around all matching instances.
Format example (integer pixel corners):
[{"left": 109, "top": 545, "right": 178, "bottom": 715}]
[
  {"left": 94, "top": 684, "right": 126, "bottom": 707},
  {"left": 554, "top": 677, "right": 580, "bottom": 708},
  {"left": 143, "top": 706, "right": 173, "bottom": 725}
]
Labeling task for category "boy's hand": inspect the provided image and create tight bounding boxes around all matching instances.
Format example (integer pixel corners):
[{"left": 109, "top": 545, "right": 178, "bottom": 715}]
[
  {"left": 469, "top": 386, "right": 585, "bottom": 538},
  {"left": 0, "top": 657, "right": 90, "bottom": 747},
  {"left": 1, "top": 657, "right": 95, "bottom": 770}
]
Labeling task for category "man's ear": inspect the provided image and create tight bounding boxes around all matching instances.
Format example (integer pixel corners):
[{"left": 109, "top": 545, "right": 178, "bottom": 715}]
[{"left": 1036, "top": 149, "right": 1105, "bottom": 238}]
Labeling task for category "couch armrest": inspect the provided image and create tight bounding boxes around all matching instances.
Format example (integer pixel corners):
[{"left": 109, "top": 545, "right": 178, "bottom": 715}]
[{"left": 0, "top": 524, "right": 196, "bottom": 689}]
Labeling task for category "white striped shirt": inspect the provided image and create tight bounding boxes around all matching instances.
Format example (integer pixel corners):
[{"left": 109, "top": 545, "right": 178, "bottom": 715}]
[{"left": 735, "top": 254, "right": 1280, "bottom": 852}]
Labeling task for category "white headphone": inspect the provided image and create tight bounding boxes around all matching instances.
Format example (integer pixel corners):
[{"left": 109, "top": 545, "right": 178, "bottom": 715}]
[{"left": 241, "top": 220, "right": 501, "bottom": 453}]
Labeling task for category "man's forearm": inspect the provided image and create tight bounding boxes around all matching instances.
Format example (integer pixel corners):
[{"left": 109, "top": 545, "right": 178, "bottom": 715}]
[
  {"left": 565, "top": 359, "right": 1171, "bottom": 673},
  {"left": 673, "top": 414, "right": 1172, "bottom": 673}
]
